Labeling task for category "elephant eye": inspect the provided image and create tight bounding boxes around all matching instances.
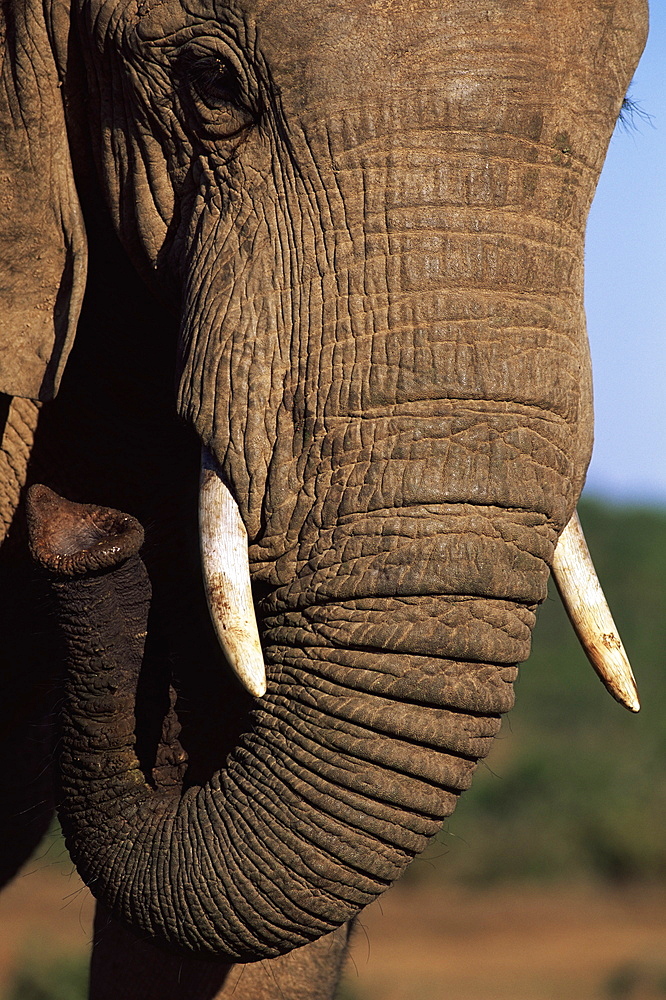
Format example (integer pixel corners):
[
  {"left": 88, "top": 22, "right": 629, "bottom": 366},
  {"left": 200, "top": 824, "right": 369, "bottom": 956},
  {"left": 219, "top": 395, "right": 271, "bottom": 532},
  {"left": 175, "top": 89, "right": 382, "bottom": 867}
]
[
  {"left": 189, "top": 55, "right": 239, "bottom": 109},
  {"left": 177, "top": 48, "right": 259, "bottom": 138}
]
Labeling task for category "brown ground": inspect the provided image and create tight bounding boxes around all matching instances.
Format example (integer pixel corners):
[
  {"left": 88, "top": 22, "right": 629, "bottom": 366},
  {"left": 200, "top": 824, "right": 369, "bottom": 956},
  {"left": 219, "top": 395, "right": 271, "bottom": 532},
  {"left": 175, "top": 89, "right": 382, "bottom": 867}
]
[
  {"left": 342, "top": 883, "right": 666, "bottom": 1000},
  {"left": 1, "top": 856, "right": 665, "bottom": 1000}
]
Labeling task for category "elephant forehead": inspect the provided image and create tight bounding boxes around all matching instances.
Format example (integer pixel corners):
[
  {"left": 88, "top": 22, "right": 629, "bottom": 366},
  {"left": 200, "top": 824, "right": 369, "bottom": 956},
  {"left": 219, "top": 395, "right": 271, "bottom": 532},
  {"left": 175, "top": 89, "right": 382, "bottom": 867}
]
[
  {"left": 130, "top": 0, "right": 647, "bottom": 96},
  {"left": 115, "top": 0, "right": 646, "bottom": 177},
  {"left": 246, "top": 0, "right": 646, "bottom": 119}
]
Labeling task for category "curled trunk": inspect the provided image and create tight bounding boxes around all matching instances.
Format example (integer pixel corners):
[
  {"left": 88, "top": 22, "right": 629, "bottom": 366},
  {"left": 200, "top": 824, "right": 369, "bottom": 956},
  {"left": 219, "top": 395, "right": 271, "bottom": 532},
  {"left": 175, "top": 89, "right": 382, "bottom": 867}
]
[{"left": 28, "top": 485, "right": 527, "bottom": 960}]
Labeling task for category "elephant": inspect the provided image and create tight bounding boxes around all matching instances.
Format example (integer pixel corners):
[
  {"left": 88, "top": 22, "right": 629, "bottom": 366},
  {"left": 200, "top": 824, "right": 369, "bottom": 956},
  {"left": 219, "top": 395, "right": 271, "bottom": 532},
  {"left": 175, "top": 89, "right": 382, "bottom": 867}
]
[{"left": 0, "top": 0, "right": 647, "bottom": 997}]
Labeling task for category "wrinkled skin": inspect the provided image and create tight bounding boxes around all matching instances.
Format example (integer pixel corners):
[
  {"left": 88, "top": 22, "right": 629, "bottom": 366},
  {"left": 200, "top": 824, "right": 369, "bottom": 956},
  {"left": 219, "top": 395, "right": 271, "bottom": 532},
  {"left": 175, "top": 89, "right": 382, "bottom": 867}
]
[{"left": 0, "top": 1, "right": 647, "bottom": 998}]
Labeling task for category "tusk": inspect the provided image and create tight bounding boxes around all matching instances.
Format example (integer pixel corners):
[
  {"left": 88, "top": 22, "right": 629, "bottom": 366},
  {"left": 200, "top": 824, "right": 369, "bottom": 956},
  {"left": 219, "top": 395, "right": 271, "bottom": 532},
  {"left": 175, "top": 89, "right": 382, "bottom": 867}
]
[
  {"left": 199, "top": 447, "right": 267, "bottom": 698},
  {"left": 552, "top": 510, "right": 639, "bottom": 713}
]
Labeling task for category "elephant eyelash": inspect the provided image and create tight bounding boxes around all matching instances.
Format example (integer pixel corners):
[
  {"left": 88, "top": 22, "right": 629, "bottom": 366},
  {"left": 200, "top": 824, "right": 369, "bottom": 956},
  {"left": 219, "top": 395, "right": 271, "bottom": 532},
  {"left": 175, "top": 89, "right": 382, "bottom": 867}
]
[
  {"left": 616, "top": 92, "right": 652, "bottom": 133},
  {"left": 187, "top": 55, "right": 241, "bottom": 108}
]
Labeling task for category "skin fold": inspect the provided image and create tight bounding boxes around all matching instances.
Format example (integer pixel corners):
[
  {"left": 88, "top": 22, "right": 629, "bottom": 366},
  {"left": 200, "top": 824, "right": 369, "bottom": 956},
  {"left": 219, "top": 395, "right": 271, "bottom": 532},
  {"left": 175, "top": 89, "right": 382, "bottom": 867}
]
[{"left": 0, "top": 0, "right": 648, "bottom": 997}]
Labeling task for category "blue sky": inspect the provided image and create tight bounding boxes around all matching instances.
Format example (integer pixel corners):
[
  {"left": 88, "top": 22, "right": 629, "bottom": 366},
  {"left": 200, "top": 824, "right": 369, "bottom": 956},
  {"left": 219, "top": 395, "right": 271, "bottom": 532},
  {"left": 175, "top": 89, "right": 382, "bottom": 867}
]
[{"left": 584, "top": 1, "right": 666, "bottom": 504}]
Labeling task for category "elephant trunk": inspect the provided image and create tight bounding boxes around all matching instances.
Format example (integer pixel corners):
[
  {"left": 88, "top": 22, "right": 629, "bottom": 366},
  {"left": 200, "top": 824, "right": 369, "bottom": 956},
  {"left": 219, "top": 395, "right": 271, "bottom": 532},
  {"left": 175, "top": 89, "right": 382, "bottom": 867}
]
[{"left": 27, "top": 484, "right": 525, "bottom": 960}]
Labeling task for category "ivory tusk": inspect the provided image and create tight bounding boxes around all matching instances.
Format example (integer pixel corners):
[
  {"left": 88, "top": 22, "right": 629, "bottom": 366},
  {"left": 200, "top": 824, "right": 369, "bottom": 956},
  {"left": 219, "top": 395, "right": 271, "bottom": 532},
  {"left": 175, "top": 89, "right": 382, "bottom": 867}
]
[
  {"left": 199, "top": 447, "right": 267, "bottom": 699},
  {"left": 552, "top": 510, "right": 640, "bottom": 713}
]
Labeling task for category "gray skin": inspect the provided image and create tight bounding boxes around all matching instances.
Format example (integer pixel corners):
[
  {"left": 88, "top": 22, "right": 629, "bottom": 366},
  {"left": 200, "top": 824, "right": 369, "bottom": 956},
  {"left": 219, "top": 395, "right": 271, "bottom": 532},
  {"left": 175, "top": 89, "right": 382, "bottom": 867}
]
[{"left": 0, "top": 0, "right": 648, "bottom": 998}]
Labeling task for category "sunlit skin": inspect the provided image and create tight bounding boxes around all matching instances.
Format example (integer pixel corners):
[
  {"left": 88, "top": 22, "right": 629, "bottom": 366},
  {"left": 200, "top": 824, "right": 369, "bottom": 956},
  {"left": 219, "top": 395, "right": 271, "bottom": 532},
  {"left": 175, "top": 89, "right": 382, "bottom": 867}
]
[{"left": 0, "top": 1, "right": 648, "bottom": 997}]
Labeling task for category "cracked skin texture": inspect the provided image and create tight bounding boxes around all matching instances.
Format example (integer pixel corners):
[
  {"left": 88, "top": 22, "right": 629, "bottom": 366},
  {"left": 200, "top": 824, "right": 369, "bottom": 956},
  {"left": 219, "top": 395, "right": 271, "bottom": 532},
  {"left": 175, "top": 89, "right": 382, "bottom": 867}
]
[{"left": 0, "top": 0, "right": 648, "bottom": 997}]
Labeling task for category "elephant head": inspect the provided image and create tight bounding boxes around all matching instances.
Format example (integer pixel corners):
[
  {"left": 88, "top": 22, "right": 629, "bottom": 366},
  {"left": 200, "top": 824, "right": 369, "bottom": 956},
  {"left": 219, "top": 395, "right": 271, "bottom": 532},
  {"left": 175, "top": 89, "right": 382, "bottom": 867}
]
[{"left": 0, "top": 0, "right": 647, "bottom": 980}]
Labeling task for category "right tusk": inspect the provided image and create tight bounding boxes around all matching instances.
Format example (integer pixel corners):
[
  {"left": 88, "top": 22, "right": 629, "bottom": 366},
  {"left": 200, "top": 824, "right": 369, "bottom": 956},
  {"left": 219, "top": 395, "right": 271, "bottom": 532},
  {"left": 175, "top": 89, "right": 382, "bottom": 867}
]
[
  {"left": 199, "top": 447, "right": 267, "bottom": 699},
  {"left": 552, "top": 510, "right": 639, "bottom": 713}
]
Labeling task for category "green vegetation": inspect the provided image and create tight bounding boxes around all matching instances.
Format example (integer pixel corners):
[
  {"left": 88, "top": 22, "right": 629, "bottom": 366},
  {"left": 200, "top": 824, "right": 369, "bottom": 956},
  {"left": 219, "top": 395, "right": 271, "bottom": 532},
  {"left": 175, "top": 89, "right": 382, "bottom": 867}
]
[
  {"left": 407, "top": 497, "right": 666, "bottom": 886},
  {"left": 604, "top": 962, "right": 666, "bottom": 999},
  {"left": 5, "top": 955, "right": 88, "bottom": 1000},
  {"left": 334, "top": 983, "right": 364, "bottom": 1000}
]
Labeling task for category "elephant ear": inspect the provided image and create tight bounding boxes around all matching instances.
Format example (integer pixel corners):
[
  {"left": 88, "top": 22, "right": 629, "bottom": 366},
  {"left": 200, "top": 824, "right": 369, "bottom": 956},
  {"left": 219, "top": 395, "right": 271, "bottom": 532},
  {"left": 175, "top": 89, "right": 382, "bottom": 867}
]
[{"left": 0, "top": 0, "right": 86, "bottom": 401}]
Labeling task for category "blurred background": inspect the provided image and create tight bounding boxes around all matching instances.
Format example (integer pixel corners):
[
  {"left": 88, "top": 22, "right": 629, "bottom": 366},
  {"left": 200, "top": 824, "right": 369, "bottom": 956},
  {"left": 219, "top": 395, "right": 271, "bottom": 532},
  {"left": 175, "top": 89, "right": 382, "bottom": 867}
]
[{"left": 1, "top": 6, "right": 664, "bottom": 1000}]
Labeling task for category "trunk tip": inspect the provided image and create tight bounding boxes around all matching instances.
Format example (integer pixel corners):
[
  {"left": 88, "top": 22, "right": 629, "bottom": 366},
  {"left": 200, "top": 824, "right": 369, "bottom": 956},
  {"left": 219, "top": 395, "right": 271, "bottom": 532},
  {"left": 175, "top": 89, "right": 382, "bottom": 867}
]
[{"left": 27, "top": 484, "right": 144, "bottom": 577}]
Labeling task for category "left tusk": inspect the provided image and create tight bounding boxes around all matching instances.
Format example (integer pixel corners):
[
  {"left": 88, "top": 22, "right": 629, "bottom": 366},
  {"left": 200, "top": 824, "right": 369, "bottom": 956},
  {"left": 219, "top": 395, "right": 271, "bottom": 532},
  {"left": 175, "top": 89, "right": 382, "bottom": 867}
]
[
  {"left": 199, "top": 447, "right": 267, "bottom": 699},
  {"left": 552, "top": 510, "right": 639, "bottom": 713}
]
